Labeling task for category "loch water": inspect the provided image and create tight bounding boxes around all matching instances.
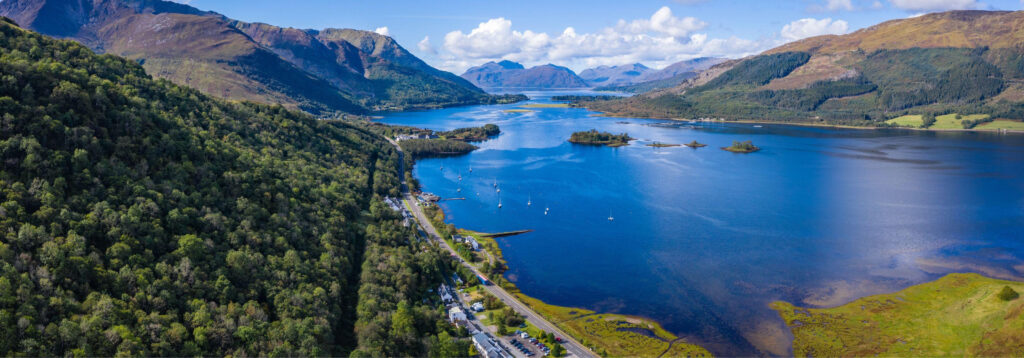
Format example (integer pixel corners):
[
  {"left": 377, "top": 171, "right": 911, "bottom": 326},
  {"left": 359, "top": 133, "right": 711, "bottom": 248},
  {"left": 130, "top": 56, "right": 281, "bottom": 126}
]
[{"left": 379, "top": 91, "right": 1024, "bottom": 355}]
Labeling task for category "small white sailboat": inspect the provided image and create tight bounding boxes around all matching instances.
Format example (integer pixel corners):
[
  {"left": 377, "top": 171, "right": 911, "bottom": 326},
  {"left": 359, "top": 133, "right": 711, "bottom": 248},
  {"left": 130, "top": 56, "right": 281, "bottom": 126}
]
[
  {"left": 457, "top": 187, "right": 462, "bottom": 193},
  {"left": 469, "top": 166, "right": 473, "bottom": 173},
  {"left": 608, "top": 210, "right": 614, "bottom": 221},
  {"left": 527, "top": 195, "right": 532, "bottom": 206},
  {"left": 493, "top": 179, "right": 497, "bottom": 187},
  {"left": 544, "top": 207, "right": 549, "bottom": 215},
  {"left": 498, "top": 197, "right": 503, "bottom": 209}
]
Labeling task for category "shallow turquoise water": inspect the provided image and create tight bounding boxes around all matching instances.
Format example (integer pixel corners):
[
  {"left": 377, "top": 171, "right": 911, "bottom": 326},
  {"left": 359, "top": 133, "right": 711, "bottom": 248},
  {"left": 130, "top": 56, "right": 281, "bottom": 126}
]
[{"left": 380, "top": 91, "right": 1024, "bottom": 355}]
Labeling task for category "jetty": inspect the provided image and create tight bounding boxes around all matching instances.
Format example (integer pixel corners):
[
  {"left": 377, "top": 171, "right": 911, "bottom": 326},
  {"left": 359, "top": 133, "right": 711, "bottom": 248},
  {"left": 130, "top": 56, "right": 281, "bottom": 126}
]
[{"left": 480, "top": 230, "right": 534, "bottom": 238}]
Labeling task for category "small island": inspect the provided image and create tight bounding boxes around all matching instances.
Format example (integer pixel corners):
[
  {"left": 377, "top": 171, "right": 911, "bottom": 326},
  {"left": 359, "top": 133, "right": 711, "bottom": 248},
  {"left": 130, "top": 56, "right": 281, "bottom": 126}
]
[
  {"left": 568, "top": 129, "right": 634, "bottom": 147},
  {"left": 721, "top": 140, "right": 760, "bottom": 153},
  {"left": 647, "top": 142, "right": 681, "bottom": 148},
  {"left": 684, "top": 140, "right": 707, "bottom": 148}
]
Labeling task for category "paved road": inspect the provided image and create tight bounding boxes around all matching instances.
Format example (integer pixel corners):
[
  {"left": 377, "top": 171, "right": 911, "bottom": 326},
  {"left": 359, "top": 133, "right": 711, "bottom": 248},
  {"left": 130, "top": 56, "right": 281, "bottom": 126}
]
[{"left": 387, "top": 138, "right": 596, "bottom": 358}]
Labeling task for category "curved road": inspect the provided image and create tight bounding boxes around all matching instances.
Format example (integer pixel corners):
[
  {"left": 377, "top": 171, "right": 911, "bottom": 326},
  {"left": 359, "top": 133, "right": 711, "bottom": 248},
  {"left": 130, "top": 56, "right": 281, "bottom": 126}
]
[{"left": 388, "top": 138, "right": 596, "bottom": 358}]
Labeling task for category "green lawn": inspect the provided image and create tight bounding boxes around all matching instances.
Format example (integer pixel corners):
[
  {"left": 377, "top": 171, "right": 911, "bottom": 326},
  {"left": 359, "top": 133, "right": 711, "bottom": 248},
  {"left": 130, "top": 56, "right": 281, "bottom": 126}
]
[
  {"left": 930, "top": 114, "right": 990, "bottom": 129},
  {"left": 886, "top": 115, "right": 923, "bottom": 127},
  {"left": 976, "top": 119, "right": 1024, "bottom": 131},
  {"left": 771, "top": 273, "right": 1024, "bottom": 357}
]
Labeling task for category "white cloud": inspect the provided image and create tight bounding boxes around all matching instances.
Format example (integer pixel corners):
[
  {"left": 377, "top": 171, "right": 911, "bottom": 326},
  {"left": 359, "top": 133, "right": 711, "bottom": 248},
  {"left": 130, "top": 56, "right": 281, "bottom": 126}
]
[
  {"left": 780, "top": 18, "right": 849, "bottom": 41},
  {"left": 417, "top": 36, "right": 436, "bottom": 55},
  {"left": 887, "top": 0, "right": 980, "bottom": 11},
  {"left": 374, "top": 26, "right": 390, "bottom": 36},
  {"left": 871, "top": 1, "right": 885, "bottom": 9},
  {"left": 438, "top": 7, "right": 759, "bottom": 73},
  {"left": 824, "top": 0, "right": 855, "bottom": 10}
]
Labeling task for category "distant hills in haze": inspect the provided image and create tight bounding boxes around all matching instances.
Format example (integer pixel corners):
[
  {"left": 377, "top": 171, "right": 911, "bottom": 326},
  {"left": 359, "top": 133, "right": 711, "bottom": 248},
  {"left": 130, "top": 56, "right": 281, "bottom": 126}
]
[
  {"left": 461, "top": 61, "right": 589, "bottom": 89},
  {"left": 583, "top": 10, "right": 1024, "bottom": 126},
  {"left": 460, "top": 58, "right": 726, "bottom": 90},
  {"left": 0, "top": 0, "right": 517, "bottom": 114}
]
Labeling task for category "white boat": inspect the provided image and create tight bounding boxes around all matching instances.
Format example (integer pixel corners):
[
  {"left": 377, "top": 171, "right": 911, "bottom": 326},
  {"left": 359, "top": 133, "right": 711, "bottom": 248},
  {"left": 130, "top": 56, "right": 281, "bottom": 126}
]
[
  {"left": 469, "top": 167, "right": 473, "bottom": 172},
  {"left": 608, "top": 210, "right": 614, "bottom": 221},
  {"left": 753, "top": 125, "right": 763, "bottom": 128},
  {"left": 527, "top": 195, "right": 532, "bottom": 206},
  {"left": 498, "top": 198, "right": 503, "bottom": 209},
  {"left": 496, "top": 188, "right": 501, "bottom": 193}
]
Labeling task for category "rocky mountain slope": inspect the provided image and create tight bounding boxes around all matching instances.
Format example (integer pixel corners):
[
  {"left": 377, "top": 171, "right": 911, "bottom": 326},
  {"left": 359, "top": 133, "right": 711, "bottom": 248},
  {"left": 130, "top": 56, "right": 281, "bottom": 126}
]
[{"left": 0, "top": 0, "right": 510, "bottom": 114}]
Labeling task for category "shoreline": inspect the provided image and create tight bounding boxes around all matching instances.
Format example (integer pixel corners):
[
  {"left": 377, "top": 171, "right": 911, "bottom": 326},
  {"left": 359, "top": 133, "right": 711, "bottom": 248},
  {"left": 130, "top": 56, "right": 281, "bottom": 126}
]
[
  {"left": 584, "top": 110, "right": 1024, "bottom": 134},
  {"left": 431, "top": 210, "right": 711, "bottom": 357}
]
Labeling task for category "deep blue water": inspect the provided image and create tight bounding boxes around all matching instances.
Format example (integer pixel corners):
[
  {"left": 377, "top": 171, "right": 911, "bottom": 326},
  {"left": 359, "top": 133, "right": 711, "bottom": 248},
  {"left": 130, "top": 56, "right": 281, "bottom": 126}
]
[{"left": 380, "top": 91, "right": 1024, "bottom": 355}]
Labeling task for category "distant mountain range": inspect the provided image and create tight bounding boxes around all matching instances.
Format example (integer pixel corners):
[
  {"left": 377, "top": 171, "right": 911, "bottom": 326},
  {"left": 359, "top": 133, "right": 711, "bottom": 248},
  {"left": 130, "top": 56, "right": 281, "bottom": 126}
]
[
  {"left": 0, "top": 0, "right": 516, "bottom": 114},
  {"left": 578, "top": 63, "right": 655, "bottom": 87},
  {"left": 461, "top": 58, "right": 726, "bottom": 90},
  {"left": 591, "top": 57, "right": 727, "bottom": 93},
  {"left": 461, "top": 61, "right": 589, "bottom": 89},
  {"left": 583, "top": 10, "right": 1024, "bottom": 126}
]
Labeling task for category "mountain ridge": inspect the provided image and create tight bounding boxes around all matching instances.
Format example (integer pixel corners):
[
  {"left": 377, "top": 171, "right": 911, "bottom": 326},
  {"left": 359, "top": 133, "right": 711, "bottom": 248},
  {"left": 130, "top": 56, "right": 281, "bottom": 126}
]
[
  {"left": 0, "top": 0, "right": 511, "bottom": 114},
  {"left": 461, "top": 60, "right": 589, "bottom": 89}
]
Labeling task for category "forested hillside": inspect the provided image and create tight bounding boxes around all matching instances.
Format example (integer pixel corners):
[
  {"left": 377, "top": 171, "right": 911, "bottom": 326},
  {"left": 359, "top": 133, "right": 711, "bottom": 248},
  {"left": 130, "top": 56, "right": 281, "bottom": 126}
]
[
  {"left": 583, "top": 11, "right": 1024, "bottom": 126},
  {"left": 0, "top": 18, "right": 456, "bottom": 356}
]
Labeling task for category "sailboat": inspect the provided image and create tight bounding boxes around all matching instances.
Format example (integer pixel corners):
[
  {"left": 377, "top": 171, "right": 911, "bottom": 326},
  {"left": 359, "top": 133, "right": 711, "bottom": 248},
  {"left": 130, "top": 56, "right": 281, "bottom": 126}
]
[
  {"left": 469, "top": 166, "right": 473, "bottom": 173},
  {"left": 608, "top": 210, "right": 614, "bottom": 221},
  {"left": 457, "top": 187, "right": 462, "bottom": 193},
  {"left": 498, "top": 197, "right": 503, "bottom": 209},
  {"left": 544, "top": 207, "right": 549, "bottom": 215},
  {"left": 493, "top": 179, "right": 497, "bottom": 187},
  {"left": 527, "top": 195, "right": 532, "bottom": 206}
]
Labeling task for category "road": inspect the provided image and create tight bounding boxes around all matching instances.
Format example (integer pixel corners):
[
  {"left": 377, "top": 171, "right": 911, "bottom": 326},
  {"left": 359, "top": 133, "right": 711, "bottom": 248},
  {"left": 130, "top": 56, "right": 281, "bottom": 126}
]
[{"left": 387, "top": 138, "right": 596, "bottom": 358}]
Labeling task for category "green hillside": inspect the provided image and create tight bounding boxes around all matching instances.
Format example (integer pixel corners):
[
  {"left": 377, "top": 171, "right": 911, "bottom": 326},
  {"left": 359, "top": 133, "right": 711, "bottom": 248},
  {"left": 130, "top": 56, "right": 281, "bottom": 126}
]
[
  {"left": 582, "top": 11, "right": 1024, "bottom": 128},
  {"left": 772, "top": 273, "right": 1024, "bottom": 357},
  {"left": 0, "top": 19, "right": 458, "bottom": 356}
]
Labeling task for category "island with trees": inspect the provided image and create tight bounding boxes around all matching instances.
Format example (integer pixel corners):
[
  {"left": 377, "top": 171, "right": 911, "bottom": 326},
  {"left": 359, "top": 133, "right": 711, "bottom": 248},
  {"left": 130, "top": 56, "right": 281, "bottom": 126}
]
[
  {"left": 568, "top": 129, "right": 634, "bottom": 147},
  {"left": 721, "top": 140, "right": 760, "bottom": 153}
]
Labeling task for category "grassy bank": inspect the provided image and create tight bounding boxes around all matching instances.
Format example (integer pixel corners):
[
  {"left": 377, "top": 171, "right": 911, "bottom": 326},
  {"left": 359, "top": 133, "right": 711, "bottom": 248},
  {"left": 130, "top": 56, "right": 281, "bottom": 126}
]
[{"left": 771, "top": 273, "right": 1024, "bottom": 357}]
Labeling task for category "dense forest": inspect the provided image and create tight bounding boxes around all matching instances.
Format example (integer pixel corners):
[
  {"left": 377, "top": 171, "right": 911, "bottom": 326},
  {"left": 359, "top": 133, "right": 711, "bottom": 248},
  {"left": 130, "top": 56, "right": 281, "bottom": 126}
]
[
  {"left": 568, "top": 130, "right": 633, "bottom": 147},
  {"left": 0, "top": 18, "right": 458, "bottom": 356}
]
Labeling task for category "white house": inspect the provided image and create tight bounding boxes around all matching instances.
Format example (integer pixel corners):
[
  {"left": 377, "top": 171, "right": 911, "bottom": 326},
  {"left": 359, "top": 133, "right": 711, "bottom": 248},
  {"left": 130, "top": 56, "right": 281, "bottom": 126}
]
[{"left": 448, "top": 306, "right": 468, "bottom": 325}]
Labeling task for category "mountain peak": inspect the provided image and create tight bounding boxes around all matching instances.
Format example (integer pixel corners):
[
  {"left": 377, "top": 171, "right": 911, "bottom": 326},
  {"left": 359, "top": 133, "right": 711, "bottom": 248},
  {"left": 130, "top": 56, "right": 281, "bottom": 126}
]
[{"left": 497, "top": 60, "right": 525, "bottom": 69}]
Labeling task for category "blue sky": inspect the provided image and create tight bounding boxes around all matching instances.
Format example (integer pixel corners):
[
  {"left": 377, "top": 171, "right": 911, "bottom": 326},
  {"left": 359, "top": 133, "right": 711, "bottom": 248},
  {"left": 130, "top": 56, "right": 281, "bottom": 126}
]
[{"left": 178, "top": 0, "right": 1024, "bottom": 73}]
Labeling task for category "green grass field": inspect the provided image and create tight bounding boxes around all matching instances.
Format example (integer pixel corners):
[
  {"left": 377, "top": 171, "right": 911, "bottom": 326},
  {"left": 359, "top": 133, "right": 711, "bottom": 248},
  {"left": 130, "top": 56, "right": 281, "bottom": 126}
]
[
  {"left": 930, "top": 114, "right": 990, "bottom": 129},
  {"left": 771, "top": 273, "right": 1024, "bottom": 357},
  {"left": 976, "top": 119, "right": 1024, "bottom": 131},
  {"left": 885, "top": 115, "right": 924, "bottom": 127}
]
